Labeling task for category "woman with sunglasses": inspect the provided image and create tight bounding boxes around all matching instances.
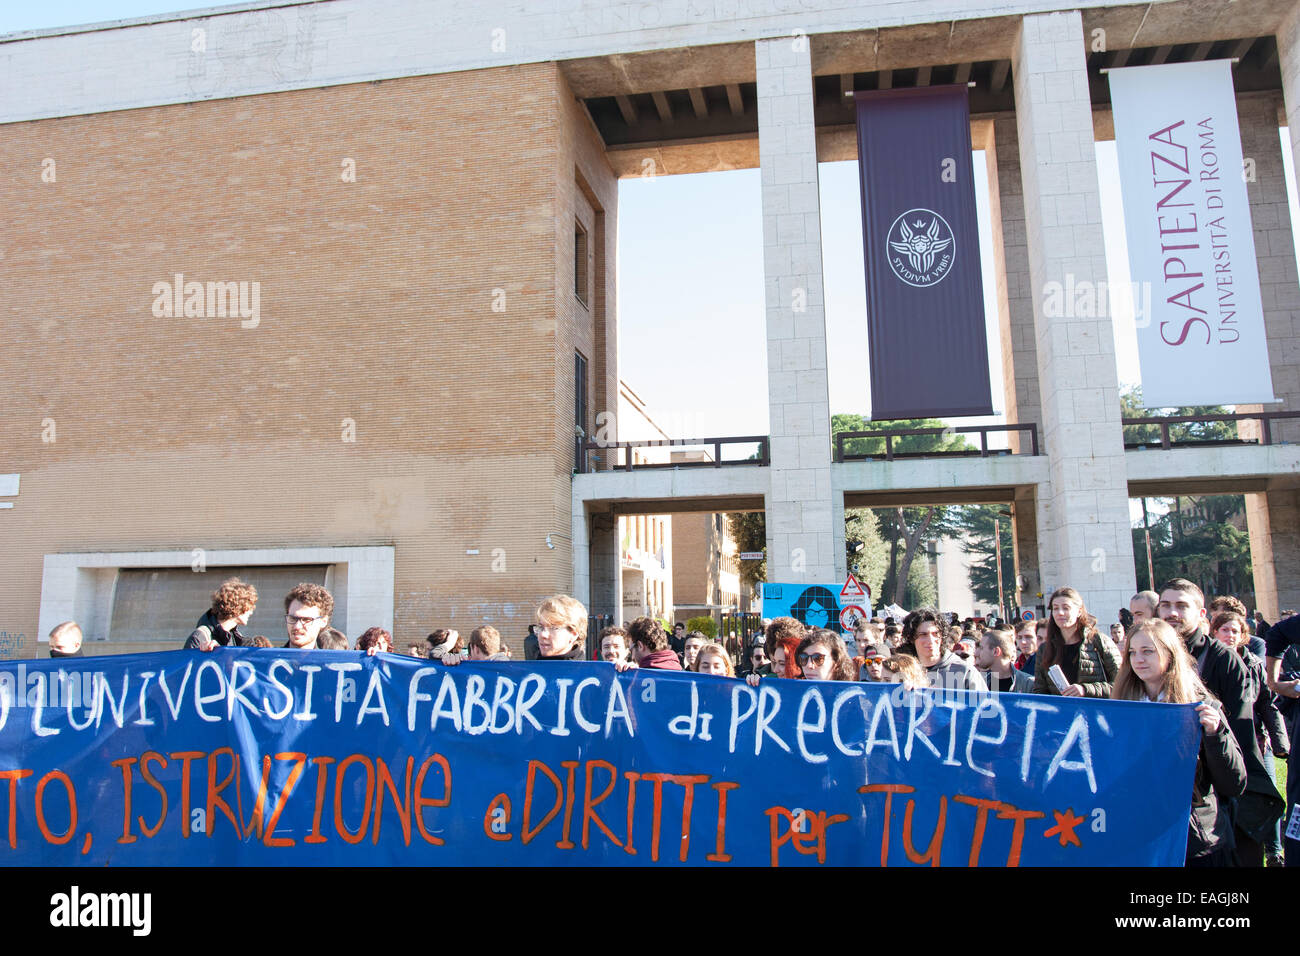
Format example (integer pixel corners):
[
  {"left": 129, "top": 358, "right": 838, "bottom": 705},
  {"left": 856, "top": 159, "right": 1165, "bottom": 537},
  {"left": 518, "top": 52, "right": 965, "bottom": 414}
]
[
  {"left": 794, "top": 629, "right": 856, "bottom": 682},
  {"left": 1112, "top": 619, "right": 1246, "bottom": 866}
]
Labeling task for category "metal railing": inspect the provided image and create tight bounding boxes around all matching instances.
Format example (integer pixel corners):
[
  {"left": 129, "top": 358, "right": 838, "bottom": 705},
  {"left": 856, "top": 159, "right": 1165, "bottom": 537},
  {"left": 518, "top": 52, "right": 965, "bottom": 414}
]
[
  {"left": 1122, "top": 410, "right": 1300, "bottom": 449},
  {"left": 576, "top": 435, "right": 770, "bottom": 474},
  {"left": 834, "top": 423, "right": 1040, "bottom": 462}
]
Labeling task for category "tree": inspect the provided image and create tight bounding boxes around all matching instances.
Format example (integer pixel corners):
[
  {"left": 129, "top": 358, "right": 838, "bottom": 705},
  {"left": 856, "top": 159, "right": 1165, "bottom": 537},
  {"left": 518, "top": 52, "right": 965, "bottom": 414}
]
[
  {"left": 955, "top": 505, "right": 1017, "bottom": 613},
  {"left": 873, "top": 506, "right": 967, "bottom": 607},
  {"left": 845, "top": 508, "right": 889, "bottom": 607},
  {"left": 831, "top": 414, "right": 972, "bottom": 607},
  {"left": 728, "top": 512, "right": 766, "bottom": 589},
  {"left": 686, "top": 615, "right": 718, "bottom": 638},
  {"left": 1120, "top": 386, "right": 1237, "bottom": 446},
  {"left": 1133, "top": 494, "right": 1253, "bottom": 602},
  {"left": 832, "top": 413, "right": 976, "bottom": 459},
  {"left": 902, "top": 542, "right": 939, "bottom": 608}
]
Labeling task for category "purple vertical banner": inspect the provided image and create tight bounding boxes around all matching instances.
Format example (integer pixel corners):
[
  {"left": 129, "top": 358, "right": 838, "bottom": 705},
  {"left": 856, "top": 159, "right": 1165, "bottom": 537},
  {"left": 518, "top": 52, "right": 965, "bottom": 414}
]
[{"left": 855, "top": 86, "right": 993, "bottom": 420}]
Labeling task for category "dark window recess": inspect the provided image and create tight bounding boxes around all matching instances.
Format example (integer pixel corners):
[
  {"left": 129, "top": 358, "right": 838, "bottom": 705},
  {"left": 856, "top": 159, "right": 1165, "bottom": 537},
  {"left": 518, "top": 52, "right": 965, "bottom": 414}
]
[
  {"left": 574, "top": 351, "right": 589, "bottom": 471},
  {"left": 575, "top": 220, "right": 589, "bottom": 305}
]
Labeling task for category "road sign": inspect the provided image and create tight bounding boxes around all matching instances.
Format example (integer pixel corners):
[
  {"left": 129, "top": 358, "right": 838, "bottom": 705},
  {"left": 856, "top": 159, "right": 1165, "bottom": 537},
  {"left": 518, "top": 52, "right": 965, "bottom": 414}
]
[
  {"left": 840, "top": 604, "right": 867, "bottom": 631},
  {"left": 840, "top": 572, "right": 870, "bottom": 603},
  {"left": 1020, "top": 608, "right": 1036, "bottom": 622},
  {"left": 739, "top": 552, "right": 765, "bottom": 561}
]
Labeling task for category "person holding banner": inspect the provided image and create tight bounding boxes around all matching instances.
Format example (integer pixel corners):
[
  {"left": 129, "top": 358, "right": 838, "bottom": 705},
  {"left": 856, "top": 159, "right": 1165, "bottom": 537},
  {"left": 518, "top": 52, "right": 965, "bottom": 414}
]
[
  {"left": 184, "top": 577, "right": 257, "bottom": 650},
  {"left": 1032, "top": 587, "right": 1119, "bottom": 698},
  {"left": 283, "top": 583, "right": 333, "bottom": 650},
  {"left": 1211, "top": 610, "right": 1289, "bottom": 867},
  {"left": 746, "top": 618, "right": 803, "bottom": 685},
  {"left": 794, "top": 630, "right": 855, "bottom": 682},
  {"left": 1112, "top": 619, "right": 1246, "bottom": 866}
]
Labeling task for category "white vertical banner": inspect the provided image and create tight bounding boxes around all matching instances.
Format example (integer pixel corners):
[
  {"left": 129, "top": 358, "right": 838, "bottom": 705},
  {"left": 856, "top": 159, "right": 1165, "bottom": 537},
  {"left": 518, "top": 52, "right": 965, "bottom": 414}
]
[{"left": 1108, "top": 60, "right": 1275, "bottom": 407}]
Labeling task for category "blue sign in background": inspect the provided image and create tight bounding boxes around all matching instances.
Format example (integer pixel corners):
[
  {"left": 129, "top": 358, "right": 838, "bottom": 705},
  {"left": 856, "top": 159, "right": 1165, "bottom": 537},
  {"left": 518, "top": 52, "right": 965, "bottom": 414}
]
[
  {"left": 0, "top": 650, "right": 1200, "bottom": 866},
  {"left": 761, "top": 582, "right": 844, "bottom": 628}
]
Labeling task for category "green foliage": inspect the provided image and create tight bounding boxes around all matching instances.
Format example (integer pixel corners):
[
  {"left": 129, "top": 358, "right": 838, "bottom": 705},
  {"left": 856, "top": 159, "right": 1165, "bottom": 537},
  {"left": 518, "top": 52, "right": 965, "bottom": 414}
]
[
  {"left": 873, "top": 505, "right": 966, "bottom": 606},
  {"left": 952, "top": 505, "right": 1017, "bottom": 612},
  {"left": 832, "top": 413, "right": 976, "bottom": 458},
  {"left": 1120, "top": 386, "right": 1237, "bottom": 446},
  {"left": 728, "top": 512, "right": 767, "bottom": 587},
  {"left": 845, "top": 508, "right": 888, "bottom": 606},
  {"left": 686, "top": 616, "right": 718, "bottom": 639},
  {"left": 902, "top": 545, "right": 938, "bottom": 608},
  {"left": 1132, "top": 494, "right": 1252, "bottom": 600}
]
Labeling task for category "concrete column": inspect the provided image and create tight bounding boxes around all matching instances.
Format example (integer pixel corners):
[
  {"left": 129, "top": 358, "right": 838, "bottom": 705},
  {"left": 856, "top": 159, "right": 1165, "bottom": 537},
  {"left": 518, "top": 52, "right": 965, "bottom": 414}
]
[
  {"left": 1236, "top": 91, "right": 1300, "bottom": 442},
  {"left": 585, "top": 510, "right": 620, "bottom": 621},
  {"left": 1012, "top": 487, "right": 1042, "bottom": 610},
  {"left": 1012, "top": 10, "right": 1137, "bottom": 614},
  {"left": 1239, "top": 57, "right": 1300, "bottom": 611},
  {"left": 991, "top": 114, "right": 1045, "bottom": 449},
  {"left": 755, "top": 36, "right": 844, "bottom": 583}
]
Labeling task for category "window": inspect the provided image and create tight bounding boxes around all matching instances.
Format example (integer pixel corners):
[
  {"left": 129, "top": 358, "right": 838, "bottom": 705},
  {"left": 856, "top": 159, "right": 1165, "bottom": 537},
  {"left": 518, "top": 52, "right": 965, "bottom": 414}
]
[
  {"left": 574, "top": 220, "right": 589, "bottom": 305},
  {"left": 574, "top": 350, "right": 588, "bottom": 437}
]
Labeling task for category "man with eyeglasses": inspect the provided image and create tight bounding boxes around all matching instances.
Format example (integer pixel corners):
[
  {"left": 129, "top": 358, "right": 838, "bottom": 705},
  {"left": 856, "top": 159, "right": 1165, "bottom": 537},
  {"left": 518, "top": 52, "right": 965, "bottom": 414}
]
[
  {"left": 534, "top": 595, "right": 589, "bottom": 661},
  {"left": 283, "top": 582, "right": 334, "bottom": 650}
]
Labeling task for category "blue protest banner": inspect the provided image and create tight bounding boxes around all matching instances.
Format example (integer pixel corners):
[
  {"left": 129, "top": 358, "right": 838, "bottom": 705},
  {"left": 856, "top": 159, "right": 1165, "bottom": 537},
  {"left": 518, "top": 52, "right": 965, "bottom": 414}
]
[{"left": 0, "top": 650, "right": 1199, "bottom": 866}]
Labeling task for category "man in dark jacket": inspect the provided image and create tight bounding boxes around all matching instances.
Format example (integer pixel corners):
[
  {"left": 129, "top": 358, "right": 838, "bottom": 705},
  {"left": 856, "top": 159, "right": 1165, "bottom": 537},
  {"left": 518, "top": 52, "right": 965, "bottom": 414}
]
[
  {"left": 625, "top": 616, "right": 683, "bottom": 671},
  {"left": 1264, "top": 612, "right": 1300, "bottom": 866},
  {"left": 48, "top": 621, "right": 83, "bottom": 658},
  {"left": 1160, "top": 579, "right": 1273, "bottom": 864},
  {"left": 184, "top": 577, "right": 257, "bottom": 649}
]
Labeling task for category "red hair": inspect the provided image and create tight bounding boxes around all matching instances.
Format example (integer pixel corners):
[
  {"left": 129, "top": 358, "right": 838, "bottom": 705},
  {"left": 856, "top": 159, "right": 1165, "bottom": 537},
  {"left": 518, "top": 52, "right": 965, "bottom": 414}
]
[{"left": 775, "top": 633, "right": 803, "bottom": 678}]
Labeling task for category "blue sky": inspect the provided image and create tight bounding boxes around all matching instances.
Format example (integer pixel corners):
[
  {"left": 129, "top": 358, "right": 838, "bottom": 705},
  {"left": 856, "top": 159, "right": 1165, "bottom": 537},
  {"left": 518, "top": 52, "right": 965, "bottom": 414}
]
[{"left": 8, "top": 2, "right": 1300, "bottom": 445}]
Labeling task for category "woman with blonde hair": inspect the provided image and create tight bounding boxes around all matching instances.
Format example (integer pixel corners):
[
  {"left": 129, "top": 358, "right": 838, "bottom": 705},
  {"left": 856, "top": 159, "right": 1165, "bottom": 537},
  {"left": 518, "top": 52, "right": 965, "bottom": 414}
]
[
  {"left": 693, "top": 643, "right": 735, "bottom": 677},
  {"left": 1033, "top": 586, "right": 1120, "bottom": 698},
  {"left": 1113, "top": 619, "right": 1246, "bottom": 866},
  {"left": 878, "top": 653, "right": 927, "bottom": 690}
]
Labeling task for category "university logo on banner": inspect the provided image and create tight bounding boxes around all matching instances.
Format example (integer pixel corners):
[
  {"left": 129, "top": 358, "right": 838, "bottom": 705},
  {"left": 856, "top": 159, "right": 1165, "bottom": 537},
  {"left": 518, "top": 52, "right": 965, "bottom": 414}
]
[
  {"left": 887, "top": 209, "right": 956, "bottom": 287},
  {"left": 855, "top": 86, "right": 994, "bottom": 420},
  {"left": 1108, "top": 60, "right": 1275, "bottom": 407}
]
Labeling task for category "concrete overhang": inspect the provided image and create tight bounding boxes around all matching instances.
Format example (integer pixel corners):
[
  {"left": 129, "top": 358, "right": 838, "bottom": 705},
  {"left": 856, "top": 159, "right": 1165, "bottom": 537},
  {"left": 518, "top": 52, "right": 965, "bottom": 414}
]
[
  {"left": 1124, "top": 445, "right": 1300, "bottom": 496},
  {"left": 573, "top": 467, "right": 768, "bottom": 515},
  {"left": 835, "top": 455, "right": 1049, "bottom": 508},
  {"left": 1080, "top": 0, "right": 1290, "bottom": 51}
]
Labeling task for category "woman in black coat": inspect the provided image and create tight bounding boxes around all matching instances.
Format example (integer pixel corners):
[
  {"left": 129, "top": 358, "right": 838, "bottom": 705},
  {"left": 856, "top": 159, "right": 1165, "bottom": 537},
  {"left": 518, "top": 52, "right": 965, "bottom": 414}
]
[{"left": 1113, "top": 619, "right": 1246, "bottom": 866}]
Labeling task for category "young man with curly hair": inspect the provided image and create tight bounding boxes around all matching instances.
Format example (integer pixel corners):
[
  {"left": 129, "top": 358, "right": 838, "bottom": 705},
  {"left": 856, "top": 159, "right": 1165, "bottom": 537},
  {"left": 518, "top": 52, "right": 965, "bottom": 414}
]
[
  {"left": 624, "top": 616, "right": 682, "bottom": 671},
  {"left": 283, "top": 582, "right": 334, "bottom": 650},
  {"left": 185, "top": 577, "right": 258, "bottom": 650}
]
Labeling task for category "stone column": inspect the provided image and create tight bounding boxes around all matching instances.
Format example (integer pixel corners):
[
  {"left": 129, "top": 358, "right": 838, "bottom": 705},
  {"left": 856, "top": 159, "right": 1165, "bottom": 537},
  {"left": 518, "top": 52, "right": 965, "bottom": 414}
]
[
  {"left": 991, "top": 114, "right": 1045, "bottom": 448},
  {"left": 1012, "top": 10, "right": 1137, "bottom": 614},
  {"left": 1238, "top": 73, "right": 1300, "bottom": 613},
  {"left": 582, "top": 509, "right": 620, "bottom": 622},
  {"left": 755, "top": 36, "right": 844, "bottom": 583}
]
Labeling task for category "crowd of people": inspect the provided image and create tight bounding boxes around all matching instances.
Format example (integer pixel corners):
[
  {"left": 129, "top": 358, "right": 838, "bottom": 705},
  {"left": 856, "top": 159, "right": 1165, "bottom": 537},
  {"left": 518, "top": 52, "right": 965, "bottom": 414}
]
[{"left": 42, "top": 574, "right": 1300, "bottom": 869}]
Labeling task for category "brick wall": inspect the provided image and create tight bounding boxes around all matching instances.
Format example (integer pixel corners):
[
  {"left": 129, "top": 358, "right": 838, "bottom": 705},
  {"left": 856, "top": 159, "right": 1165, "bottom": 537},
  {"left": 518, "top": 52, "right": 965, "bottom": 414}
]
[{"left": 0, "top": 62, "right": 614, "bottom": 656}]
